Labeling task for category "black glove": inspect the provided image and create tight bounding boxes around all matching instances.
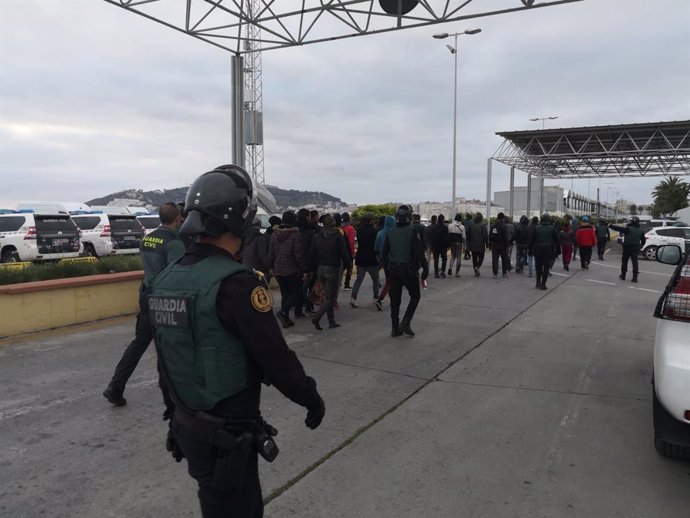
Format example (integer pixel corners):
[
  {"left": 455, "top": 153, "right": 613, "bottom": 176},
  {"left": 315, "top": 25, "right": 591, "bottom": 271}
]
[
  {"left": 166, "top": 428, "right": 185, "bottom": 462},
  {"left": 305, "top": 395, "right": 325, "bottom": 430},
  {"left": 421, "top": 270, "right": 428, "bottom": 281}
]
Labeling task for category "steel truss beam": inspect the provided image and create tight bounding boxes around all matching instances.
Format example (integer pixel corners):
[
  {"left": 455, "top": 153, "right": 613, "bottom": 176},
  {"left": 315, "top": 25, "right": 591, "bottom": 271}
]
[
  {"left": 103, "top": 0, "right": 584, "bottom": 54},
  {"left": 492, "top": 121, "right": 690, "bottom": 179}
]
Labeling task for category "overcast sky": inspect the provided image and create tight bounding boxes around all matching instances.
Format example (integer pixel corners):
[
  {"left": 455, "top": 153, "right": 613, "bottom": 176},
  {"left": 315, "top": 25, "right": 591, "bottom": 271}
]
[{"left": 1, "top": 0, "right": 689, "bottom": 209}]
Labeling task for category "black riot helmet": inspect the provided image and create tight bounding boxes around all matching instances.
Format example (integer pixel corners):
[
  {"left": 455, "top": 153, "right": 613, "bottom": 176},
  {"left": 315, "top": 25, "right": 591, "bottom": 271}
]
[
  {"left": 540, "top": 213, "right": 552, "bottom": 224},
  {"left": 395, "top": 204, "right": 413, "bottom": 225},
  {"left": 630, "top": 216, "right": 640, "bottom": 227},
  {"left": 180, "top": 164, "right": 257, "bottom": 238}
]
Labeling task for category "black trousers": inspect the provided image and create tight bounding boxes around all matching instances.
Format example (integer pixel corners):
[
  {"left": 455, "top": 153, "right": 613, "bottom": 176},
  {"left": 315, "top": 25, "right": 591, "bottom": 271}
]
[
  {"left": 471, "top": 251, "right": 485, "bottom": 270},
  {"left": 275, "top": 274, "right": 302, "bottom": 317},
  {"left": 534, "top": 250, "right": 552, "bottom": 287},
  {"left": 491, "top": 247, "right": 509, "bottom": 275},
  {"left": 621, "top": 245, "right": 640, "bottom": 276},
  {"left": 432, "top": 249, "right": 447, "bottom": 276},
  {"left": 389, "top": 263, "right": 421, "bottom": 327},
  {"left": 172, "top": 420, "right": 263, "bottom": 518},
  {"left": 109, "top": 288, "right": 152, "bottom": 393},
  {"left": 580, "top": 246, "right": 593, "bottom": 268},
  {"left": 597, "top": 238, "right": 607, "bottom": 258}
]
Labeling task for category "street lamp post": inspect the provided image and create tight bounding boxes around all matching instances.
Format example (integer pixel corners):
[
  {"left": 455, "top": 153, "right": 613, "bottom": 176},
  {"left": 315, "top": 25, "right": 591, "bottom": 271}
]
[
  {"left": 528, "top": 115, "right": 558, "bottom": 214},
  {"left": 529, "top": 115, "right": 559, "bottom": 130},
  {"left": 433, "top": 28, "right": 481, "bottom": 217}
]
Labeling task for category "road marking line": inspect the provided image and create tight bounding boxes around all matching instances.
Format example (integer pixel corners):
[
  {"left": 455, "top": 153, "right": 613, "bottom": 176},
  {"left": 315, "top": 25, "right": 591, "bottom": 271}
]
[
  {"left": 587, "top": 279, "right": 616, "bottom": 286},
  {"left": 630, "top": 286, "right": 662, "bottom": 294},
  {"left": 550, "top": 272, "right": 569, "bottom": 277},
  {"left": 589, "top": 260, "right": 668, "bottom": 276}
]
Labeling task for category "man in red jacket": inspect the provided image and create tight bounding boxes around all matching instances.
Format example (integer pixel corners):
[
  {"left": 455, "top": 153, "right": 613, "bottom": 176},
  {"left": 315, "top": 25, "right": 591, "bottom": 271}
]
[
  {"left": 340, "top": 212, "right": 356, "bottom": 290},
  {"left": 575, "top": 216, "right": 596, "bottom": 270}
]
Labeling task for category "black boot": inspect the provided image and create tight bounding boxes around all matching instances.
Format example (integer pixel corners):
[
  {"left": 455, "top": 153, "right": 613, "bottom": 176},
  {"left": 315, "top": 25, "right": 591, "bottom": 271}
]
[
  {"left": 632, "top": 274, "right": 638, "bottom": 283},
  {"left": 391, "top": 322, "right": 402, "bottom": 337},
  {"left": 277, "top": 311, "right": 294, "bottom": 328},
  {"left": 400, "top": 319, "right": 415, "bottom": 337},
  {"left": 311, "top": 317, "right": 323, "bottom": 331},
  {"left": 103, "top": 386, "right": 127, "bottom": 407},
  {"left": 619, "top": 273, "right": 626, "bottom": 280}
]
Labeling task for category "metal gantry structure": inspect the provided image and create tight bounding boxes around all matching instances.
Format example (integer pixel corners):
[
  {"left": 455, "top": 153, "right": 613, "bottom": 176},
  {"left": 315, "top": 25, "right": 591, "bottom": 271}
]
[
  {"left": 243, "top": 0, "right": 265, "bottom": 185},
  {"left": 103, "top": 0, "right": 585, "bottom": 185},
  {"left": 493, "top": 121, "right": 690, "bottom": 179},
  {"left": 104, "top": 0, "right": 584, "bottom": 54},
  {"left": 486, "top": 121, "right": 690, "bottom": 220}
]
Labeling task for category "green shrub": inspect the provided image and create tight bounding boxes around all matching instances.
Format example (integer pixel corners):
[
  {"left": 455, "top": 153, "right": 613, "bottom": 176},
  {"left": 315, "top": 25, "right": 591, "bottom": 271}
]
[{"left": 0, "top": 256, "right": 143, "bottom": 286}]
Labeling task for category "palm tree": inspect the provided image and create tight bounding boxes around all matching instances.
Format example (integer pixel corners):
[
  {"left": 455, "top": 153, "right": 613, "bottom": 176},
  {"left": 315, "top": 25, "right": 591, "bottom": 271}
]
[{"left": 652, "top": 177, "right": 690, "bottom": 217}]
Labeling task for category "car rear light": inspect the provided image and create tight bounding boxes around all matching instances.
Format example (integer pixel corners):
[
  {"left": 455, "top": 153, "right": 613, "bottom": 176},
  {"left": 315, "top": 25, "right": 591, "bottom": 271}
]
[
  {"left": 662, "top": 259, "right": 690, "bottom": 322},
  {"left": 100, "top": 225, "right": 111, "bottom": 237},
  {"left": 685, "top": 410, "right": 690, "bottom": 421},
  {"left": 24, "top": 226, "right": 36, "bottom": 240}
]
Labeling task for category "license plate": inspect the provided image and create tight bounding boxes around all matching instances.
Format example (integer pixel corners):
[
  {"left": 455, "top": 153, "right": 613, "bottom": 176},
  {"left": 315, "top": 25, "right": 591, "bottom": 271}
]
[
  {"left": 53, "top": 238, "right": 69, "bottom": 245},
  {"left": 124, "top": 235, "right": 138, "bottom": 241}
]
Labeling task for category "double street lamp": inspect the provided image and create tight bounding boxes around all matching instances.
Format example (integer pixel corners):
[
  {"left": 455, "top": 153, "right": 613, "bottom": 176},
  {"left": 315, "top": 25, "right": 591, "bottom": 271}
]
[
  {"left": 433, "top": 28, "right": 481, "bottom": 217},
  {"left": 529, "top": 115, "right": 559, "bottom": 129}
]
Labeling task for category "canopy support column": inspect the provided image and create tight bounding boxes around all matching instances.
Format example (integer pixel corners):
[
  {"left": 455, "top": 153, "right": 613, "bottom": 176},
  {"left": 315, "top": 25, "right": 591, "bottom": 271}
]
[
  {"left": 485, "top": 158, "right": 492, "bottom": 225},
  {"left": 231, "top": 54, "right": 245, "bottom": 168},
  {"left": 526, "top": 173, "right": 532, "bottom": 218},
  {"left": 509, "top": 166, "right": 515, "bottom": 220},
  {"left": 539, "top": 177, "right": 545, "bottom": 214}
]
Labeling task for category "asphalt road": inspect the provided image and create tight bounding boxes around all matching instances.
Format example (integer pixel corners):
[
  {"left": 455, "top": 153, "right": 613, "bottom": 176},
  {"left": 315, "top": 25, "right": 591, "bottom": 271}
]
[{"left": 1, "top": 248, "right": 689, "bottom": 518}]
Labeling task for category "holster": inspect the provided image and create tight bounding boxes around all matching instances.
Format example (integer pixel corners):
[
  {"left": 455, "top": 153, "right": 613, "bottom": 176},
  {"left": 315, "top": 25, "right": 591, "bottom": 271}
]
[{"left": 173, "top": 407, "right": 278, "bottom": 489}]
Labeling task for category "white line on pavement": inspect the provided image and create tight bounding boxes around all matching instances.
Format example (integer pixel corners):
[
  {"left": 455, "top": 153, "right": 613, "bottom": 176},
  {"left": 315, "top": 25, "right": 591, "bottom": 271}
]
[
  {"left": 587, "top": 279, "right": 617, "bottom": 286},
  {"left": 629, "top": 286, "right": 662, "bottom": 294},
  {"left": 550, "top": 272, "right": 569, "bottom": 277},
  {"left": 589, "top": 260, "right": 668, "bottom": 276}
]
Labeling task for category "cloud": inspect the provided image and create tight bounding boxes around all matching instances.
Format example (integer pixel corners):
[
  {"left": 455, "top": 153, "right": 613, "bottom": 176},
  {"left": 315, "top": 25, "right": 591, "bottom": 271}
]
[{"left": 1, "top": 0, "right": 688, "bottom": 208}]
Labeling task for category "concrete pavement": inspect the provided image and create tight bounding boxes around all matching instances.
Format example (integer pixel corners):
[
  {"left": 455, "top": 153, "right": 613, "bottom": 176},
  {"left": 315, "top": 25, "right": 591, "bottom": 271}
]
[{"left": 1, "top": 249, "right": 688, "bottom": 518}]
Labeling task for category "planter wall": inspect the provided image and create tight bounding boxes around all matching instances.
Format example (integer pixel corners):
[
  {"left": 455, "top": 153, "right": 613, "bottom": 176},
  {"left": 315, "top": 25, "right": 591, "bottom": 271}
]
[{"left": 0, "top": 271, "right": 143, "bottom": 338}]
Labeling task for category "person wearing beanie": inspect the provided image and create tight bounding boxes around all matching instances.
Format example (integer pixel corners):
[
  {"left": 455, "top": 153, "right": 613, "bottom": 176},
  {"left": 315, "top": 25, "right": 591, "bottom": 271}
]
[
  {"left": 269, "top": 210, "right": 307, "bottom": 327},
  {"left": 308, "top": 213, "right": 351, "bottom": 330},
  {"left": 489, "top": 212, "right": 510, "bottom": 278}
]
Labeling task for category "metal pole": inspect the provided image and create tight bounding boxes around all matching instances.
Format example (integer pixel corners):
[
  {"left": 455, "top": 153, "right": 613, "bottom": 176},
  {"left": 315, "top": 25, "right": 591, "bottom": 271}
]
[
  {"left": 539, "top": 177, "right": 545, "bottom": 215},
  {"left": 451, "top": 34, "right": 458, "bottom": 217},
  {"left": 526, "top": 173, "right": 532, "bottom": 219},
  {"left": 231, "top": 54, "right": 245, "bottom": 168},
  {"left": 509, "top": 166, "right": 515, "bottom": 220},
  {"left": 485, "top": 158, "right": 492, "bottom": 225}
]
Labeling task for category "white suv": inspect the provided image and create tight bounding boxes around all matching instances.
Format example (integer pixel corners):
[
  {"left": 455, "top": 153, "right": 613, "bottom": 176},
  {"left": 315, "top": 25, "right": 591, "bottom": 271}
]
[
  {"left": 71, "top": 213, "right": 145, "bottom": 257},
  {"left": 642, "top": 227, "right": 690, "bottom": 260},
  {"left": 136, "top": 214, "right": 161, "bottom": 236},
  {"left": 70, "top": 212, "right": 114, "bottom": 257},
  {"left": 0, "top": 211, "right": 82, "bottom": 263},
  {"left": 653, "top": 245, "right": 690, "bottom": 459}
]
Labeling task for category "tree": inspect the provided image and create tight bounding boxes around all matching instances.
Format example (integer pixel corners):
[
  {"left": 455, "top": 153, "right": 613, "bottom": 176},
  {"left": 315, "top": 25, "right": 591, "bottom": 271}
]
[
  {"left": 351, "top": 204, "right": 398, "bottom": 226},
  {"left": 628, "top": 204, "right": 638, "bottom": 215},
  {"left": 652, "top": 177, "right": 690, "bottom": 217}
]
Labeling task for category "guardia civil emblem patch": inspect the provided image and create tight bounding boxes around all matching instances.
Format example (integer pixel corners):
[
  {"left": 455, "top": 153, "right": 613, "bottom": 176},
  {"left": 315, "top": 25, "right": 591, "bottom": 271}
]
[{"left": 251, "top": 286, "right": 273, "bottom": 312}]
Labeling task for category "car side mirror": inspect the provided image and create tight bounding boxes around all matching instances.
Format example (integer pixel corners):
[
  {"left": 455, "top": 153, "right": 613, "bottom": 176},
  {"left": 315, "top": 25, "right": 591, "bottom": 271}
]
[{"left": 656, "top": 245, "right": 682, "bottom": 265}]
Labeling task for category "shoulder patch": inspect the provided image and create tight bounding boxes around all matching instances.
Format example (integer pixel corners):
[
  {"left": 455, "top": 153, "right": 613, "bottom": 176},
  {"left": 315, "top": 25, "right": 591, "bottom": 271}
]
[{"left": 250, "top": 286, "right": 273, "bottom": 313}]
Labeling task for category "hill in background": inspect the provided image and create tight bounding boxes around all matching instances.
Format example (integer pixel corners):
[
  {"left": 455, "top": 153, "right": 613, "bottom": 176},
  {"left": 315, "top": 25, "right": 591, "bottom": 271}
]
[{"left": 87, "top": 185, "right": 344, "bottom": 212}]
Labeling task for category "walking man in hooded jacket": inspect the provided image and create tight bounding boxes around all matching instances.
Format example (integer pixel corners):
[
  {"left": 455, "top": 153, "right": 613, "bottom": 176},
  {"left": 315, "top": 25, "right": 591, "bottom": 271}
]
[{"left": 381, "top": 205, "right": 429, "bottom": 337}]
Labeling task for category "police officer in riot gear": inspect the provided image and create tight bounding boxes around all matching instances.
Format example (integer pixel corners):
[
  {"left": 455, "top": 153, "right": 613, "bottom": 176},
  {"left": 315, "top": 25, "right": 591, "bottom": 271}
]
[
  {"left": 381, "top": 204, "right": 429, "bottom": 337},
  {"left": 150, "top": 165, "right": 325, "bottom": 518},
  {"left": 103, "top": 202, "right": 185, "bottom": 406},
  {"left": 610, "top": 216, "right": 646, "bottom": 282}
]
